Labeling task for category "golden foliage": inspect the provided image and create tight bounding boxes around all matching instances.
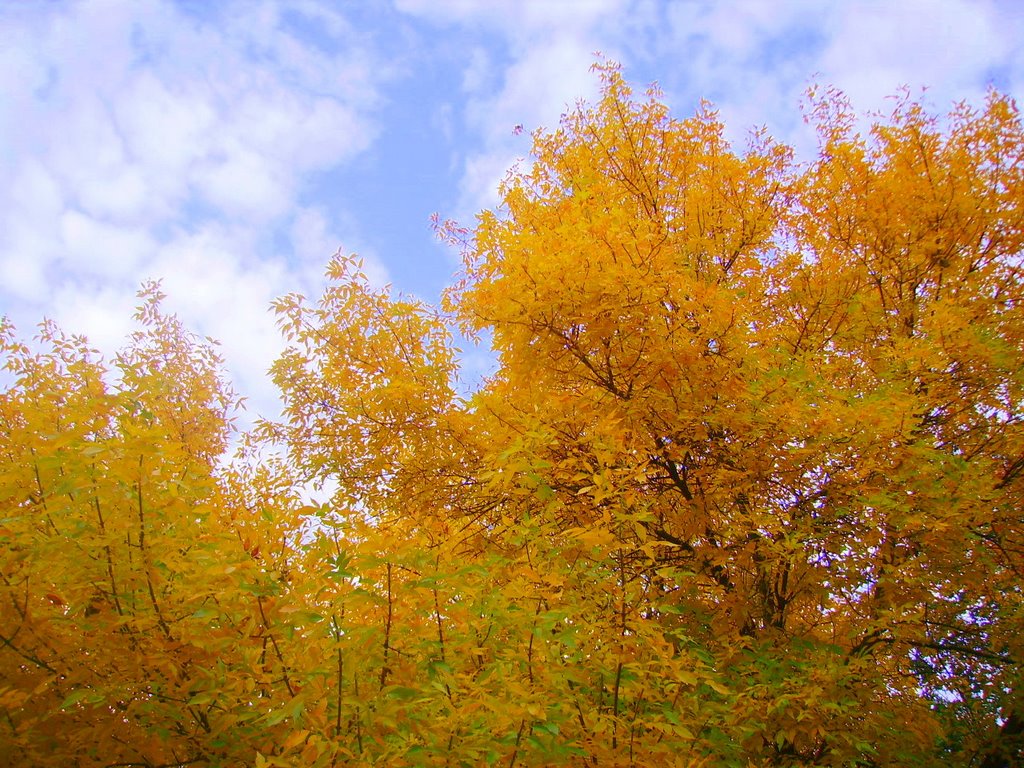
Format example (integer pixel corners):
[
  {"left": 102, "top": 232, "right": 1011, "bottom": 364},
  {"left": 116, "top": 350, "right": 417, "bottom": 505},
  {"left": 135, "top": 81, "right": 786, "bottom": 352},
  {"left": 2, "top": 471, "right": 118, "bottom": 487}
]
[{"left": 3, "top": 64, "right": 1022, "bottom": 766}]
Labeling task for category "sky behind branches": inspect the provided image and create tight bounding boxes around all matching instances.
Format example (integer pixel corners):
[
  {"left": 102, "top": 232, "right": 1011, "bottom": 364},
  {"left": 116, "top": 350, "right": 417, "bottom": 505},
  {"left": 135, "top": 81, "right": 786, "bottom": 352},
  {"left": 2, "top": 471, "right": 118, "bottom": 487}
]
[{"left": 2, "top": 0, "right": 1022, "bottom": 424}]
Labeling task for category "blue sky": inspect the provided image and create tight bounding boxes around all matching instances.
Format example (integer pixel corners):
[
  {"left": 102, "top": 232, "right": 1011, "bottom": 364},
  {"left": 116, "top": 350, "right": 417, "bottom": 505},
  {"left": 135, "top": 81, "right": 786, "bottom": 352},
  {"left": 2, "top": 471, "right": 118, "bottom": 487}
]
[{"left": 2, "top": 0, "right": 1022, "bottom": 425}]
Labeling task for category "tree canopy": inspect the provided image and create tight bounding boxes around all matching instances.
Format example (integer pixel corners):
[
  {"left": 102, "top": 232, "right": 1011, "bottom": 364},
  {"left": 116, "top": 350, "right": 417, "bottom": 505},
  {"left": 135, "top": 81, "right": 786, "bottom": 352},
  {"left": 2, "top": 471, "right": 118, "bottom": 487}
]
[{"left": 2, "top": 64, "right": 1023, "bottom": 767}]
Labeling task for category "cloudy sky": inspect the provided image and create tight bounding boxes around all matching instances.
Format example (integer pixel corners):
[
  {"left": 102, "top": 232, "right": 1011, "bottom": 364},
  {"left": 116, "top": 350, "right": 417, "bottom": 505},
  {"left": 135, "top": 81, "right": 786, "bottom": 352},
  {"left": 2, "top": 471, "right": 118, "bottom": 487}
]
[{"left": 2, "top": 0, "right": 1022, "bottom": 425}]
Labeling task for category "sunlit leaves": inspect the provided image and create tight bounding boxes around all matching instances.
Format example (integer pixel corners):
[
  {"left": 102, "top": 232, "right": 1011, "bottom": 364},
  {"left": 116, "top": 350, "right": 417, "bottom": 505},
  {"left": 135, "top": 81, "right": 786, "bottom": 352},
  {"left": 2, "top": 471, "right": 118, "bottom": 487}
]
[
  {"left": 0, "top": 286, "right": 295, "bottom": 766},
  {"left": 3, "top": 63, "right": 1023, "bottom": 766}
]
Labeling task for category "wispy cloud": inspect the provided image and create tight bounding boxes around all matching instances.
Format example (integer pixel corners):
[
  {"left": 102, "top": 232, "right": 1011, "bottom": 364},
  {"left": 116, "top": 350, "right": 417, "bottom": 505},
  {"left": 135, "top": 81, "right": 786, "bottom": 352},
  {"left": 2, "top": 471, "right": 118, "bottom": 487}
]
[
  {"left": 653, "top": 0, "right": 1022, "bottom": 155},
  {"left": 0, "top": 0, "right": 386, "bottom": 421},
  {"left": 399, "top": 0, "right": 627, "bottom": 219}
]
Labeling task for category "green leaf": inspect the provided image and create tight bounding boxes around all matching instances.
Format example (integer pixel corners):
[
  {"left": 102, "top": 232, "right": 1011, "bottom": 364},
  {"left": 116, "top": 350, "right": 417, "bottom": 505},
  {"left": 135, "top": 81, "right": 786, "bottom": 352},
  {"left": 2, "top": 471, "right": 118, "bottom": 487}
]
[{"left": 60, "top": 690, "right": 91, "bottom": 709}]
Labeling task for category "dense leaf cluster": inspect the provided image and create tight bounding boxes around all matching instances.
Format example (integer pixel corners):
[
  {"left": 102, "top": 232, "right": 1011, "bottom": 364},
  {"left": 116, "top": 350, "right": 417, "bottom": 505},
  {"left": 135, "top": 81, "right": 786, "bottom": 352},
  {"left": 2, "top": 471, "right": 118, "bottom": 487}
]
[{"left": 2, "top": 65, "right": 1022, "bottom": 766}]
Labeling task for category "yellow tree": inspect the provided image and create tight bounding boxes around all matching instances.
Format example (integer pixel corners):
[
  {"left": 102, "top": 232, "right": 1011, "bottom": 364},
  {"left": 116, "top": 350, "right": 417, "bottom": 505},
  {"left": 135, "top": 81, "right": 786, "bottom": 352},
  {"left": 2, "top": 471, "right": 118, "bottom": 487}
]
[
  {"left": 270, "top": 65, "right": 1024, "bottom": 766},
  {"left": 0, "top": 285, "right": 304, "bottom": 766}
]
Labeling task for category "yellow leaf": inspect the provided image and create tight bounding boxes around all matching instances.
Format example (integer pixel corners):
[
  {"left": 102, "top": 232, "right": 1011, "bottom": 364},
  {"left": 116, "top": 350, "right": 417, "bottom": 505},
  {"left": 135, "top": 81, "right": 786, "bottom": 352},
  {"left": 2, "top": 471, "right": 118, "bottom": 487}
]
[{"left": 283, "top": 729, "right": 309, "bottom": 751}]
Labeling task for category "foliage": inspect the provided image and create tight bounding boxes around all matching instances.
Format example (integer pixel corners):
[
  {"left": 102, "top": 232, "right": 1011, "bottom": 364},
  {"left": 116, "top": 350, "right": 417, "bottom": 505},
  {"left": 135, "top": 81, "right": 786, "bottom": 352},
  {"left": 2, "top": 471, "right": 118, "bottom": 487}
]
[
  {"left": 0, "top": 286, "right": 303, "bottom": 766},
  {"left": 2, "top": 64, "right": 1023, "bottom": 766}
]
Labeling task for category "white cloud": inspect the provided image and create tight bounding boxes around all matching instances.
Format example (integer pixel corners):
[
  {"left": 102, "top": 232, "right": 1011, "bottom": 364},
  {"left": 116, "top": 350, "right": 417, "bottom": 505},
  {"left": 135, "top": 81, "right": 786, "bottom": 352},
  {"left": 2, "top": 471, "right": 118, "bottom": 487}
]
[
  {"left": 461, "top": 48, "right": 493, "bottom": 93},
  {"left": 399, "top": 0, "right": 624, "bottom": 220},
  {"left": 0, "top": 254, "right": 48, "bottom": 305},
  {"left": 432, "top": 102, "right": 455, "bottom": 144},
  {"left": 195, "top": 143, "right": 291, "bottom": 221},
  {"left": 49, "top": 283, "right": 140, "bottom": 356},
  {"left": 112, "top": 71, "right": 217, "bottom": 213},
  {"left": 477, "top": 48, "right": 596, "bottom": 132},
  {"left": 464, "top": 37, "right": 604, "bottom": 141},
  {"left": 289, "top": 205, "right": 389, "bottom": 290},
  {"left": 132, "top": 221, "right": 301, "bottom": 426},
  {"left": 0, "top": 0, "right": 386, "bottom": 425},
  {"left": 649, "top": 0, "right": 1023, "bottom": 160},
  {"left": 819, "top": 0, "right": 1012, "bottom": 109},
  {"left": 59, "top": 210, "right": 155, "bottom": 279},
  {"left": 1, "top": 160, "right": 64, "bottom": 300},
  {"left": 396, "top": 0, "right": 625, "bottom": 41}
]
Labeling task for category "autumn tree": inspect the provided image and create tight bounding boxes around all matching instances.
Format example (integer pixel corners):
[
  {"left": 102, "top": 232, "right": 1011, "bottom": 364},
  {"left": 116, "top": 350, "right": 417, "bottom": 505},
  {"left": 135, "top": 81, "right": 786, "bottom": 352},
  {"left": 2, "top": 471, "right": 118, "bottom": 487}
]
[
  {"left": 271, "top": 66, "right": 1024, "bottom": 766},
  {"left": 3, "top": 63, "right": 1023, "bottom": 768},
  {"left": 0, "top": 286, "right": 306, "bottom": 766}
]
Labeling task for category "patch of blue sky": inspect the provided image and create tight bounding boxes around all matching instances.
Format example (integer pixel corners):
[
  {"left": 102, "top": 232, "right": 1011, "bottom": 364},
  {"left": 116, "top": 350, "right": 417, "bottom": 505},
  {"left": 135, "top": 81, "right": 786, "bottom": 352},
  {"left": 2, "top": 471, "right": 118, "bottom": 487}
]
[{"left": 307, "top": 50, "right": 468, "bottom": 301}]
